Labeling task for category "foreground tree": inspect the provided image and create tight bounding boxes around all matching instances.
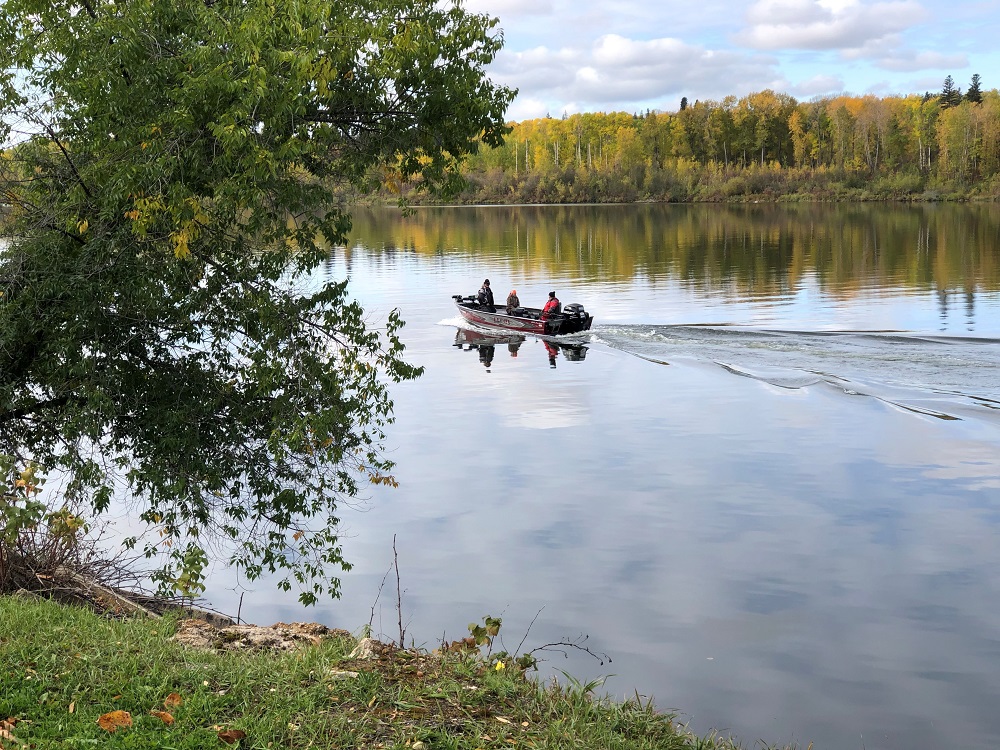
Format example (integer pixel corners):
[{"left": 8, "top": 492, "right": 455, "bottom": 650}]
[{"left": 0, "top": 0, "right": 514, "bottom": 602}]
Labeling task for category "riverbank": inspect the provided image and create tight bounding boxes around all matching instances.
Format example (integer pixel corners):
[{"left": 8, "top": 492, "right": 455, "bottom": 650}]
[
  {"left": 0, "top": 595, "right": 795, "bottom": 749},
  {"left": 377, "top": 161, "right": 1000, "bottom": 205}
]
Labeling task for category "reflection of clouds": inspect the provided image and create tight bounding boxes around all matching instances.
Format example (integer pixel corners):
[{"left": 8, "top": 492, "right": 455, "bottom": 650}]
[
  {"left": 911, "top": 435, "right": 1000, "bottom": 490},
  {"left": 448, "top": 330, "right": 592, "bottom": 430},
  {"left": 206, "top": 235, "right": 1000, "bottom": 749},
  {"left": 208, "top": 347, "right": 1000, "bottom": 745},
  {"left": 500, "top": 376, "right": 589, "bottom": 430}
]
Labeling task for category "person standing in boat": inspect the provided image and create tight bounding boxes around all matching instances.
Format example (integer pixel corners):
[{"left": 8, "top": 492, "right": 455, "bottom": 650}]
[
  {"left": 506, "top": 288, "right": 520, "bottom": 314},
  {"left": 540, "top": 291, "right": 561, "bottom": 320},
  {"left": 477, "top": 279, "right": 495, "bottom": 312}
]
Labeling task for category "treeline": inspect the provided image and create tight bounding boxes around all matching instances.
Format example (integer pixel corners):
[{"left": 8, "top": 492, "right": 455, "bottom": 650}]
[{"left": 435, "top": 77, "right": 1000, "bottom": 203}]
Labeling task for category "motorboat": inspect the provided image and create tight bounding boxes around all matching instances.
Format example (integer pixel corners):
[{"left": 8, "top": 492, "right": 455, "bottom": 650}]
[{"left": 452, "top": 294, "right": 594, "bottom": 336}]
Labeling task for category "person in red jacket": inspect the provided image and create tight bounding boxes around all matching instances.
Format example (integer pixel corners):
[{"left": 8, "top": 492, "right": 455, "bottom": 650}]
[{"left": 540, "top": 291, "right": 561, "bottom": 320}]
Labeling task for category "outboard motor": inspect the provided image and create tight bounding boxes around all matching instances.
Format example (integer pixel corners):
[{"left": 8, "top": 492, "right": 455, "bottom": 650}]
[{"left": 563, "top": 303, "right": 586, "bottom": 320}]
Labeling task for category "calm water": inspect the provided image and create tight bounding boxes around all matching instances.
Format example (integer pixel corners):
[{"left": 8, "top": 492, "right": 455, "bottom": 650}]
[{"left": 207, "top": 204, "right": 1000, "bottom": 750}]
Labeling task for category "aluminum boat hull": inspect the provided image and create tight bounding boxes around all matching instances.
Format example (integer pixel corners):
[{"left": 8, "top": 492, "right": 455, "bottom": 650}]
[{"left": 453, "top": 297, "right": 593, "bottom": 336}]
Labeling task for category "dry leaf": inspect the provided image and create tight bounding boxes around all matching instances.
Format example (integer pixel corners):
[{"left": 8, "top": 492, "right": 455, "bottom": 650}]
[
  {"left": 495, "top": 716, "right": 512, "bottom": 724},
  {"left": 97, "top": 710, "right": 132, "bottom": 732},
  {"left": 150, "top": 710, "right": 175, "bottom": 725},
  {"left": 164, "top": 693, "right": 183, "bottom": 709},
  {"left": 217, "top": 728, "right": 246, "bottom": 744},
  {"left": 68, "top": 702, "right": 75, "bottom": 714},
  {"left": 0, "top": 716, "right": 20, "bottom": 745}
]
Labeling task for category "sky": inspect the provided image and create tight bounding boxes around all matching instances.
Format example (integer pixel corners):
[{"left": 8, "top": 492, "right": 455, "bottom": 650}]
[{"left": 465, "top": 0, "right": 1000, "bottom": 120}]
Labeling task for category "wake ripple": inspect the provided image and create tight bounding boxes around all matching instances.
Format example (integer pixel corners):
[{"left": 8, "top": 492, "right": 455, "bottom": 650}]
[{"left": 591, "top": 325, "right": 1000, "bottom": 424}]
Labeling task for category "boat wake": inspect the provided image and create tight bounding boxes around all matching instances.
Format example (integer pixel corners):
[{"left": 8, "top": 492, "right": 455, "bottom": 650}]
[{"left": 591, "top": 325, "right": 1000, "bottom": 424}]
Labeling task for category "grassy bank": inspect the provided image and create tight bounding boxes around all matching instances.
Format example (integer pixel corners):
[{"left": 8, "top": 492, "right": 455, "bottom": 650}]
[{"left": 0, "top": 595, "right": 789, "bottom": 749}]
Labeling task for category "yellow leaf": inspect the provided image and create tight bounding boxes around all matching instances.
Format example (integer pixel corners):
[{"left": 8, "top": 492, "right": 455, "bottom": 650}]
[{"left": 77, "top": 219, "right": 88, "bottom": 234}]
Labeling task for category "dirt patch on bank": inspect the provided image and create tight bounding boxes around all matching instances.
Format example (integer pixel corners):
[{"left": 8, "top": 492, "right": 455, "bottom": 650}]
[{"left": 173, "top": 618, "right": 355, "bottom": 652}]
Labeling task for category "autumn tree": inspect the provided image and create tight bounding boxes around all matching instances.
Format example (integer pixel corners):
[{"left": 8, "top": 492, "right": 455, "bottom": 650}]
[{"left": 0, "top": 0, "right": 513, "bottom": 602}]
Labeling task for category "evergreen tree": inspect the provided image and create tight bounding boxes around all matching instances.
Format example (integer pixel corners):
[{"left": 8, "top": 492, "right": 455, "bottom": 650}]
[
  {"left": 965, "top": 74, "right": 983, "bottom": 104},
  {"left": 680, "top": 97, "right": 689, "bottom": 111},
  {"left": 940, "top": 75, "right": 962, "bottom": 108}
]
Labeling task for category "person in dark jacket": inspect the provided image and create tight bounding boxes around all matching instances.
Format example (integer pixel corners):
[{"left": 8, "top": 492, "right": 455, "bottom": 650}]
[
  {"left": 477, "top": 279, "right": 495, "bottom": 312},
  {"left": 540, "top": 291, "right": 561, "bottom": 320},
  {"left": 506, "top": 289, "right": 520, "bottom": 314}
]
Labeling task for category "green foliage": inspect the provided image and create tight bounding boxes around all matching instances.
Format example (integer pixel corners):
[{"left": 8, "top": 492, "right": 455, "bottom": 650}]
[
  {"left": 0, "top": 0, "right": 513, "bottom": 602},
  {"left": 468, "top": 615, "right": 503, "bottom": 647},
  {"left": 941, "top": 75, "right": 963, "bottom": 108},
  {"left": 0, "top": 458, "right": 46, "bottom": 544},
  {"left": 966, "top": 74, "right": 984, "bottom": 104}
]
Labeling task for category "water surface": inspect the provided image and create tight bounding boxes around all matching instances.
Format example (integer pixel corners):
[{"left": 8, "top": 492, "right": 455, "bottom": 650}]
[{"left": 209, "top": 204, "right": 1000, "bottom": 750}]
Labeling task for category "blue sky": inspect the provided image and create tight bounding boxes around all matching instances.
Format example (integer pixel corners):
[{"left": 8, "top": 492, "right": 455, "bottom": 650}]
[{"left": 466, "top": 0, "right": 1000, "bottom": 120}]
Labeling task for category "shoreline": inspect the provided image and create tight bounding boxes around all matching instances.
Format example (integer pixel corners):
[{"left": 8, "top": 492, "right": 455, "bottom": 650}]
[{"left": 0, "top": 594, "right": 794, "bottom": 750}]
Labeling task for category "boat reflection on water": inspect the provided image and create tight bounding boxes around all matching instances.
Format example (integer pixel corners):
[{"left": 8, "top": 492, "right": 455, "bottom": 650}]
[{"left": 453, "top": 327, "right": 588, "bottom": 369}]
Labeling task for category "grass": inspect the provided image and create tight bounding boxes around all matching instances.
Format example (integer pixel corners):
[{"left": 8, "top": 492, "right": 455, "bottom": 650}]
[{"left": 0, "top": 595, "right": 787, "bottom": 749}]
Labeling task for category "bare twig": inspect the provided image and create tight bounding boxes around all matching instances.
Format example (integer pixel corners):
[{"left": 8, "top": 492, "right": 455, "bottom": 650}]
[
  {"left": 527, "top": 634, "right": 612, "bottom": 666},
  {"left": 393, "top": 534, "right": 405, "bottom": 648},
  {"left": 512, "top": 606, "right": 545, "bottom": 658},
  {"left": 368, "top": 562, "right": 393, "bottom": 630}
]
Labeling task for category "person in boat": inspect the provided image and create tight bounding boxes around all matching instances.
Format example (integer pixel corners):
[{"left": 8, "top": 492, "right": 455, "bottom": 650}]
[
  {"left": 540, "top": 291, "right": 561, "bottom": 320},
  {"left": 506, "top": 289, "right": 520, "bottom": 314},
  {"left": 477, "top": 279, "right": 495, "bottom": 312}
]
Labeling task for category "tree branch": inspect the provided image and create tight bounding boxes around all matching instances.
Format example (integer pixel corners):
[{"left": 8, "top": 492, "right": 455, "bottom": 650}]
[
  {"left": 0, "top": 395, "right": 78, "bottom": 425},
  {"left": 39, "top": 122, "right": 93, "bottom": 199}
]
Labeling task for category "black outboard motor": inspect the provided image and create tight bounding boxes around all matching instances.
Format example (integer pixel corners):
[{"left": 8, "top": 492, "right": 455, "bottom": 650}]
[{"left": 563, "top": 303, "right": 586, "bottom": 320}]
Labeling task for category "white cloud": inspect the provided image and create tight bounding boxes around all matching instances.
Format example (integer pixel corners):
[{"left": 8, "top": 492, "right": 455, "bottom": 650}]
[
  {"left": 876, "top": 49, "right": 968, "bottom": 72},
  {"left": 490, "top": 35, "right": 781, "bottom": 111},
  {"left": 737, "top": 0, "right": 927, "bottom": 50},
  {"left": 464, "top": 0, "right": 555, "bottom": 16},
  {"left": 789, "top": 74, "right": 846, "bottom": 96},
  {"left": 468, "top": 0, "right": 999, "bottom": 117}
]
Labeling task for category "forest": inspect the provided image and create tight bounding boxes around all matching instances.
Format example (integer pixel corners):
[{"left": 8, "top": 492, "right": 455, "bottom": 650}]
[{"left": 426, "top": 76, "right": 1000, "bottom": 203}]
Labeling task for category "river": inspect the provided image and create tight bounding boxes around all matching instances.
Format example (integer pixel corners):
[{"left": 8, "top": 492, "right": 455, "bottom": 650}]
[{"left": 207, "top": 203, "right": 1000, "bottom": 750}]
